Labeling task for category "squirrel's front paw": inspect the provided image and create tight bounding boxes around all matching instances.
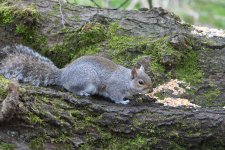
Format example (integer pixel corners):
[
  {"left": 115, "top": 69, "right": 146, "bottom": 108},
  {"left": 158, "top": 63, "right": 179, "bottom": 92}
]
[{"left": 116, "top": 100, "right": 130, "bottom": 105}]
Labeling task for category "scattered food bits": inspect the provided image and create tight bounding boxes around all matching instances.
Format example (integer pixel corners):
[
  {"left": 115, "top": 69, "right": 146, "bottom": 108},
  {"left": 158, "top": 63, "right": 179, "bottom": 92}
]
[
  {"left": 191, "top": 25, "right": 225, "bottom": 38},
  {"left": 146, "top": 79, "right": 200, "bottom": 108},
  {"left": 156, "top": 98, "right": 200, "bottom": 108},
  {"left": 149, "top": 79, "right": 187, "bottom": 96}
]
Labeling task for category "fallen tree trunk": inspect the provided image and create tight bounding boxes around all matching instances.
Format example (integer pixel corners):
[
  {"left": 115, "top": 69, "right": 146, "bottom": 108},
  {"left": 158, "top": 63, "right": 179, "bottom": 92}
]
[
  {"left": 0, "top": 82, "right": 225, "bottom": 149},
  {"left": 0, "top": 0, "right": 225, "bottom": 149}
]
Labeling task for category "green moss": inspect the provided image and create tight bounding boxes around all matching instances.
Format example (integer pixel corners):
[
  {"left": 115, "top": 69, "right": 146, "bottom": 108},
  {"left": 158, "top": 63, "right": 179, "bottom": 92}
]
[
  {"left": 75, "top": 22, "right": 106, "bottom": 47},
  {"left": 0, "top": 3, "right": 37, "bottom": 24},
  {"left": 107, "top": 135, "right": 148, "bottom": 149},
  {"left": 182, "top": 22, "right": 192, "bottom": 28},
  {"left": 0, "top": 5, "right": 13, "bottom": 24},
  {"left": 15, "top": 24, "right": 47, "bottom": 50},
  {"left": 195, "top": 88, "right": 221, "bottom": 107},
  {"left": 68, "top": 109, "right": 83, "bottom": 118},
  {"left": 145, "top": 37, "right": 182, "bottom": 84},
  {"left": 71, "top": 44, "right": 101, "bottom": 60},
  {"left": 54, "top": 133, "right": 71, "bottom": 144},
  {"left": 0, "top": 142, "right": 14, "bottom": 150},
  {"left": 107, "top": 23, "right": 149, "bottom": 66},
  {"left": 0, "top": 75, "right": 9, "bottom": 85},
  {"left": 48, "top": 22, "right": 106, "bottom": 67},
  {"left": 0, "top": 3, "right": 48, "bottom": 52},
  {"left": 29, "top": 137, "right": 44, "bottom": 150},
  {"left": 0, "top": 76, "right": 9, "bottom": 99},
  {"left": 176, "top": 51, "right": 203, "bottom": 85},
  {"left": 81, "top": 130, "right": 184, "bottom": 149},
  {"left": 201, "top": 139, "right": 225, "bottom": 150},
  {"left": 204, "top": 89, "right": 221, "bottom": 101},
  {"left": 108, "top": 34, "right": 148, "bottom": 66},
  {"left": 26, "top": 112, "right": 44, "bottom": 125},
  {"left": 133, "top": 117, "right": 143, "bottom": 127},
  {"left": 80, "top": 134, "right": 149, "bottom": 150}
]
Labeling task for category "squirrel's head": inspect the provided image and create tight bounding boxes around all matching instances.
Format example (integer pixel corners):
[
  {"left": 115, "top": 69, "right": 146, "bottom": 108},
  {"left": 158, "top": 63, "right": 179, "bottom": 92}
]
[{"left": 130, "top": 65, "right": 153, "bottom": 94}]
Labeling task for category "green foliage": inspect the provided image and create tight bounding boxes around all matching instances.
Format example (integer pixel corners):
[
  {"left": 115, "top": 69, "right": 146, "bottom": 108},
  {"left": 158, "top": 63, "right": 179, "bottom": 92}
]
[{"left": 189, "top": 0, "right": 225, "bottom": 28}]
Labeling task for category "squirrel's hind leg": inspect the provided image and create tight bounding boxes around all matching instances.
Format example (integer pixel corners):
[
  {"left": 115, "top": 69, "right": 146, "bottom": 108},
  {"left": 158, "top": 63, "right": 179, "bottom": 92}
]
[{"left": 72, "top": 84, "right": 97, "bottom": 97}]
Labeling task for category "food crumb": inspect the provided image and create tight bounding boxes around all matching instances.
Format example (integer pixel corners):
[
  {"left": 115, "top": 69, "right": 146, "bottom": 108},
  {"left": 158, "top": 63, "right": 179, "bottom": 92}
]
[{"left": 146, "top": 79, "right": 200, "bottom": 108}]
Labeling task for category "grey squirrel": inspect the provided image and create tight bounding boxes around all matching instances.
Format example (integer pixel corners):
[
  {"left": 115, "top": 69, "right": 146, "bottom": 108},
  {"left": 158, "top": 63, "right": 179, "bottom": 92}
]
[{"left": 0, "top": 45, "right": 153, "bottom": 104}]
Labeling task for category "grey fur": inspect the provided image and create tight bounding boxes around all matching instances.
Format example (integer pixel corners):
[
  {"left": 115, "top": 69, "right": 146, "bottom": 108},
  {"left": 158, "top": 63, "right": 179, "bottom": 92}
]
[
  {"left": 0, "top": 45, "right": 60, "bottom": 86},
  {"left": 60, "top": 56, "right": 153, "bottom": 104},
  {"left": 0, "top": 45, "right": 153, "bottom": 104}
]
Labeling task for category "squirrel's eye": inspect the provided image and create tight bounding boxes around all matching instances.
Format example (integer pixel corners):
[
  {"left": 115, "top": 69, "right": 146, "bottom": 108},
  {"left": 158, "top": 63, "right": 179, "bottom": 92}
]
[{"left": 139, "top": 80, "right": 144, "bottom": 85}]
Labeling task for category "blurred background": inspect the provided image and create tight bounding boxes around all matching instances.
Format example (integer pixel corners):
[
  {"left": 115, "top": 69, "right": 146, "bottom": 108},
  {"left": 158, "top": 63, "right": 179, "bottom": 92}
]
[{"left": 66, "top": 0, "right": 225, "bottom": 29}]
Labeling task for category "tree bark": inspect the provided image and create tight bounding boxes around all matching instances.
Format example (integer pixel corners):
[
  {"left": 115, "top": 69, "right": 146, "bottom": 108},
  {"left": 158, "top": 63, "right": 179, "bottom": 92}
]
[{"left": 0, "top": 0, "right": 225, "bottom": 149}]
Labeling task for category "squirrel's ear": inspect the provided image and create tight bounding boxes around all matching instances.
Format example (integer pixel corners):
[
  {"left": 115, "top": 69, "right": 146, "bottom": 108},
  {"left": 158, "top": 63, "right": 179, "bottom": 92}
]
[
  {"left": 139, "top": 65, "right": 145, "bottom": 72},
  {"left": 131, "top": 68, "right": 137, "bottom": 79}
]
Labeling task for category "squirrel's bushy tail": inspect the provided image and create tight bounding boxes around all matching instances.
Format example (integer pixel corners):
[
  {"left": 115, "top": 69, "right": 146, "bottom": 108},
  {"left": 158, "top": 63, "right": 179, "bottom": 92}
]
[{"left": 0, "top": 45, "right": 60, "bottom": 86}]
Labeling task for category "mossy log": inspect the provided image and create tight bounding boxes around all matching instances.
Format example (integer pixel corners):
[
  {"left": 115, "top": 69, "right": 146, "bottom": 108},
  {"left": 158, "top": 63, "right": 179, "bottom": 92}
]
[
  {"left": 0, "top": 0, "right": 225, "bottom": 149},
  {"left": 0, "top": 78, "right": 225, "bottom": 149}
]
